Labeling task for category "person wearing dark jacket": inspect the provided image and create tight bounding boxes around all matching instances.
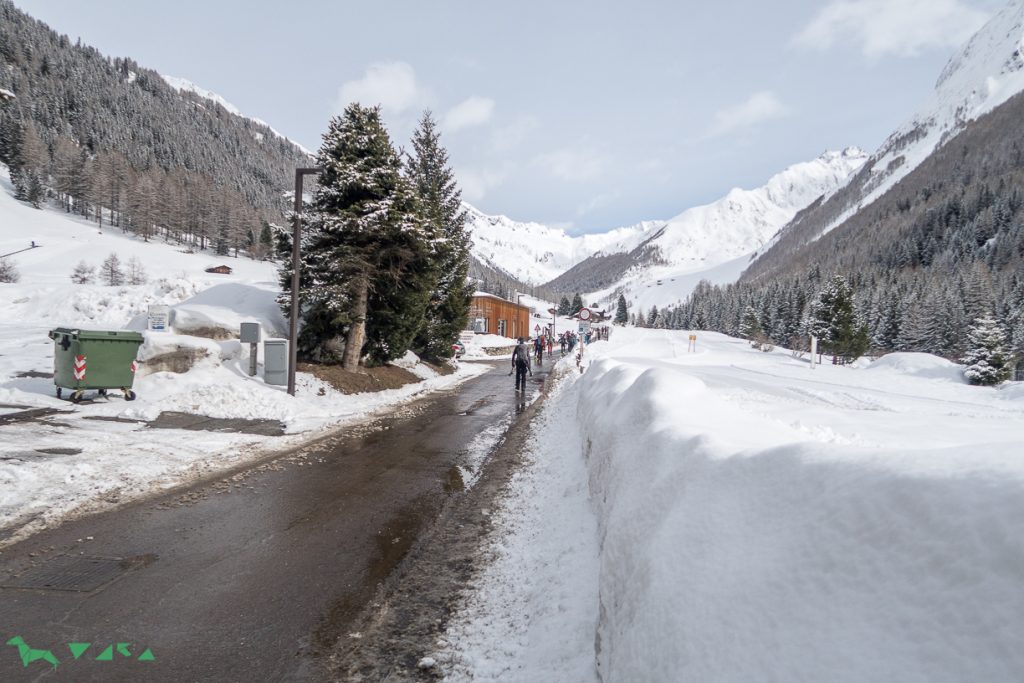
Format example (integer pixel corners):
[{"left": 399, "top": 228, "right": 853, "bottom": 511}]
[{"left": 511, "top": 337, "right": 532, "bottom": 392}]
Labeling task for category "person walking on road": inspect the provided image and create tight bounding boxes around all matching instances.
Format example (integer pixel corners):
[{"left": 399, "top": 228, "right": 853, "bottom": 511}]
[
  {"left": 559, "top": 334, "right": 567, "bottom": 356},
  {"left": 534, "top": 335, "right": 544, "bottom": 364},
  {"left": 512, "top": 337, "right": 532, "bottom": 392}
]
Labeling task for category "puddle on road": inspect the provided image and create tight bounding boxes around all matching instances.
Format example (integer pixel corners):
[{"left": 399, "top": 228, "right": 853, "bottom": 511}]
[{"left": 444, "top": 466, "right": 465, "bottom": 494}]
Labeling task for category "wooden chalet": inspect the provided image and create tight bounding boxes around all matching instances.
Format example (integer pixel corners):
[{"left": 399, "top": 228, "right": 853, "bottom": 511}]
[{"left": 468, "top": 293, "right": 532, "bottom": 339}]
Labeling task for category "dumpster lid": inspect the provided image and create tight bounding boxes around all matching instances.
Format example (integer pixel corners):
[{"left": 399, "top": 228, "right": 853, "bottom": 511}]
[{"left": 50, "top": 328, "right": 144, "bottom": 343}]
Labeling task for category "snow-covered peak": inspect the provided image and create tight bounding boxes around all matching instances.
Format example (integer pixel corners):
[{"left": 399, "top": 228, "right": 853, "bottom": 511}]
[
  {"left": 161, "top": 75, "right": 314, "bottom": 157},
  {"left": 825, "top": 2, "right": 1024, "bottom": 229},
  {"left": 464, "top": 204, "right": 663, "bottom": 285},
  {"left": 651, "top": 147, "right": 868, "bottom": 266}
]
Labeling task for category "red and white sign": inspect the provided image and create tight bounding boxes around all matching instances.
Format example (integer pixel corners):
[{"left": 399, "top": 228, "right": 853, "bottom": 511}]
[
  {"left": 547, "top": 307, "right": 557, "bottom": 315},
  {"left": 73, "top": 355, "right": 87, "bottom": 381},
  {"left": 578, "top": 308, "right": 592, "bottom": 321},
  {"left": 130, "top": 360, "right": 139, "bottom": 374},
  {"left": 534, "top": 324, "right": 541, "bottom": 332}
]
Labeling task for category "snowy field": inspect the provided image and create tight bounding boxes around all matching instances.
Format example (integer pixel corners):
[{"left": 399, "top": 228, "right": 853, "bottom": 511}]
[
  {"left": 440, "top": 327, "right": 1024, "bottom": 682},
  {"left": 0, "top": 168, "right": 488, "bottom": 544}
]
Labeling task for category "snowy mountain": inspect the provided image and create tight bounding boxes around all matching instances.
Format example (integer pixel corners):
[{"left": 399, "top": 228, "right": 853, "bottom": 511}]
[
  {"left": 543, "top": 148, "right": 867, "bottom": 311},
  {"left": 464, "top": 205, "right": 662, "bottom": 286},
  {"left": 748, "top": 0, "right": 1024, "bottom": 278}
]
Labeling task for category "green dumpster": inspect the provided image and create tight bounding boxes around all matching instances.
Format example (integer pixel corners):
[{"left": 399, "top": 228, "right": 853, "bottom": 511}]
[{"left": 48, "top": 328, "right": 144, "bottom": 403}]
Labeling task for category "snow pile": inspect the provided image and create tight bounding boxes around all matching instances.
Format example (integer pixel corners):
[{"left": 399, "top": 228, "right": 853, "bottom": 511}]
[
  {"left": 440, "top": 363, "right": 599, "bottom": 682},
  {"left": 447, "top": 328, "right": 1024, "bottom": 681},
  {"left": 865, "top": 351, "right": 967, "bottom": 383}
]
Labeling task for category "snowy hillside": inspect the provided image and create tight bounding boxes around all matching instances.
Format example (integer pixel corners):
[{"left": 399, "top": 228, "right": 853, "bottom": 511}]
[
  {"left": 0, "top": 166, "right": 485, "bottom": 542},
  {"left": 465, "top": 204, "right": 663, "bottom": 286},
  {"left": 162, "top": 75, "right": 314, "bottom": 156},
  {"left": 814, "top": 0, "right": 1024, "bottom": 238},
  {"left": 585, "top": 148, "right": 867, "bottom": 312}
]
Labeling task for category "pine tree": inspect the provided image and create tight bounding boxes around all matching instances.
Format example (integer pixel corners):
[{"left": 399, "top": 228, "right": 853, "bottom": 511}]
[
  {"left": 100, "top": 252, "right": 123, "bottom": 286},
  {"left": 739, "top": 305, "right": 764, "bottom": 346},
  {"left": 284, "top": 104, "right": 434, "bottom": 369},
  {"left": 571, "top": 292, "right": 584, "bottom": 314},
  {"left": 961, "top": 313, "right": 1012, "bottom": 385},
  {"left": 407, "top": 111, "right": 472, "bottom": 360},
  {"left": 807, "top": 275, "right": 869, "bottom": 364},
  {"left": 647, "top": 305, "right": 659, "bottom": 327},
  {"left": 70, "top": 260, "right": 94, "bottom": 284},
  {"left": 614, "top": 294, "right": 628, "bottom": 324},
  {"left": 558, "top": 295, "right": 572, "bottom": 316}
]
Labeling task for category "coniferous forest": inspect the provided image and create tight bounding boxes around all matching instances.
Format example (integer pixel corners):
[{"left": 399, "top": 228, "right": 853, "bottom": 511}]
[
  {"left": 658, "top": 90, "right": 1024, "bottom": 377},
  {"left": 0, "top": 0, "right": 310, "bottom": 258}
]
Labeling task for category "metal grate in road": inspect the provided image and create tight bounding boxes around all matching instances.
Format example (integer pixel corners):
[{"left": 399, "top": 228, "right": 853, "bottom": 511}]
[{"left": 1, "top": 555, "right": 129, "bottom": 592}]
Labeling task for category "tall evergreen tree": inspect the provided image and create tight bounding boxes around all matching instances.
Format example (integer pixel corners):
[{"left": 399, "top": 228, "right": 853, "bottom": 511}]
[
  {"left": 558, "top": 295, "right": 572, "bottom": 316},
  {"left": 571, "top": 292, "right": 584, "bottom": 314},
  {"left": 961, "top": 313, "right": 1012, "bottom": 385},
  {"left": 407, "top": 111, "right": 472, "bottom": 359},
  {"left": 285, "top": 104, "right": 434, "bottom": 369},
  {"left": 614, "top": 294, "right": 628, "bottom": 325}
]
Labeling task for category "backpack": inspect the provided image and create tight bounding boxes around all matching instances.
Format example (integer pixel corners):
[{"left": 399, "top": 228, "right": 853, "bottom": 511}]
[{"left": 514, "top": 344, "right": 530, "bottom": 369}]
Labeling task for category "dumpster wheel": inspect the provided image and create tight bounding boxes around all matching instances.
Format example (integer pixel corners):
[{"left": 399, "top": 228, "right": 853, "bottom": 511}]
[
  {"left": 70, "top": 390, "right": 84, "bottom": 403},
  {"left": 56, "top": 387, "right": 62, "bottom": 399},
  {"left": 123, "top": 388, "right": 137, "bottom": 401}
]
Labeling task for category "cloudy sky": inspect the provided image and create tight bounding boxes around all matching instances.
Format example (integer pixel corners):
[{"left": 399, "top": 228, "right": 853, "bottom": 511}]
[{"left": 14, "top": 0, "right": 1008, "bottom": 233}]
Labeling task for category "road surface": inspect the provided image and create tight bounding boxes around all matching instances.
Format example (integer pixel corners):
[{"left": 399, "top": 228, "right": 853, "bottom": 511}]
[{"left": 0, "top": 358, "right": 552, "bottom": 682}]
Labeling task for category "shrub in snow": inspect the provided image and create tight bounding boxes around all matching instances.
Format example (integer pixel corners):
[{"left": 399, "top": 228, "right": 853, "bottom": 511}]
[
  {"left": 127, "top": 255, "right": 148, "bottom": 285},
  {"left": 961, "top": 314, "right": 1012, "bottom": 386},
  {"left": 70, "top": 260, "right": 94, "bottom": 284},
  {"left": 0, "top": 256, "right": 19, "bottom": 283},
  {"left": 100, "top": 252, "right": 124, "bottom": 286}
]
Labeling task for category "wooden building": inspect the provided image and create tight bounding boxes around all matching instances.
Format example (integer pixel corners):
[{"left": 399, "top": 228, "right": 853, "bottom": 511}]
[{"left": 468, "top": 293, "right": 532, "bottom": 339}]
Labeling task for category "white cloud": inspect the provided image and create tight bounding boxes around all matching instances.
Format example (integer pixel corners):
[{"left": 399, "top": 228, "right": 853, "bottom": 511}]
[
  {"left": 458, "top": 167, "right": 505, "bottom": 203},
  {"left": 535, "top": 148, "right": 607, "bottom": 182},
  {"left": 794, "top": 0, "right": 989, "bottom": 59},
  {"left": 336, "top": 61, "right": 423, "bottom": 114},
  {"left": 490, "top": 115, "right": 540, "bottom": 153},
  {"left": 708, "top": 91, "right": 789, "bottom": 137},
  {"left": 443, "top": 96, "right": 496, "bottom": 133}
]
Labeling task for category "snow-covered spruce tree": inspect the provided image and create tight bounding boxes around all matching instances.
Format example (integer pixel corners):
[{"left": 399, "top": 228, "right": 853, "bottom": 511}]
[
  {"left": 407, "top": 111, "right": 471, "bottom": 360},
  {"left": 571, "top": 292, "right": 584, "bottom": 314},
  {"left": 738, "top": 305, "right": 764, "bottom": 346},
  {"left": 100, "top": 252, "right": 124, "bottom": 286},
  {"left": 70, "top": 260, "right": 94, "bottom": 284},
  {"left": 558, "top": 295, "right": 572, "bottom": 316},
  {"left": 961, "top": 313, "right": 1012, "bottom": 385},
  {"left": 286, "top": 104, "right": 434, "bottom": 370},
  {"left": 647, "top": 305, "right": 659, "bottom": 327},
  {"left": 806, "top": 275, "right": 869, "bottom": 364},
  {"left": 614, "top": 294, "right": 628, "bottom": 325}
]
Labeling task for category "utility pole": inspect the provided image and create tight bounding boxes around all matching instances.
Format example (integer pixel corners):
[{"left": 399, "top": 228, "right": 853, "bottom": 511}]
[{"left": 287, "top": 167, "right": 323, "bottom": 396}]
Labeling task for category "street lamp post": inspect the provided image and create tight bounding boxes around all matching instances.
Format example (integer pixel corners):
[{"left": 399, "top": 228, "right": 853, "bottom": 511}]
[{"left": 287, "top": 167, "right": 323, "bottom": 396}]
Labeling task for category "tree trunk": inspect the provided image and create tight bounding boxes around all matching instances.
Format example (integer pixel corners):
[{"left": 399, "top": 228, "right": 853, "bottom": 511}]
[{"left": 342, "top": 273, "right": 369, "bottom": 371}]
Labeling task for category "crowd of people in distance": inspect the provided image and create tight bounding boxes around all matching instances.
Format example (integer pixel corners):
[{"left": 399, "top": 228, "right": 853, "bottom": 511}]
[{"left": 510, "top": 327, "right": 611, "bottom": 391}]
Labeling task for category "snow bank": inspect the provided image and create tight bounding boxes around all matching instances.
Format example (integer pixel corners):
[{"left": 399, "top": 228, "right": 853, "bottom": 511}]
[
  {"left": 448, "top": 328, "right": 1024, "bottom": 681},
  {"left": 574, "top": 330, "right": 1024, "bottom": 681},
  {"left": 865, "top": 352, "right": 966, "bottom": 383}
]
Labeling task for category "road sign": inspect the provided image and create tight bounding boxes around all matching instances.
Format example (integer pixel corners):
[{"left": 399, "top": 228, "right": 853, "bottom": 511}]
[
  {"left": 579, "top": 321, "right": 591, "bottom": 334},
  {"left": 534, "top": 324, "right": 541, "bottom": 333},
  {"left": 578, "top": 308, "right": 592, "bottom": 321},
  {"left": 547, "top": 307, "right": 557, "bottom": 315}
]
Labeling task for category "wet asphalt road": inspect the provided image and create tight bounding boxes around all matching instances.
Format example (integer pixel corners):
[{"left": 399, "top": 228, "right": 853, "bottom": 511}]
[{"left": 0, "top": 358, "right": 551, "bottom": 682}]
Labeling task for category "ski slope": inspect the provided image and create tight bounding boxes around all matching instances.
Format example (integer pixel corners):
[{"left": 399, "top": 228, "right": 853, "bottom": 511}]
[{"left": 440, "top": 327, "right": 1024, "bottom": 682}]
